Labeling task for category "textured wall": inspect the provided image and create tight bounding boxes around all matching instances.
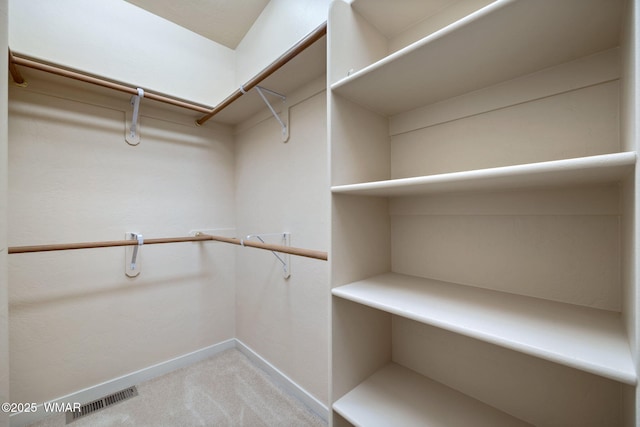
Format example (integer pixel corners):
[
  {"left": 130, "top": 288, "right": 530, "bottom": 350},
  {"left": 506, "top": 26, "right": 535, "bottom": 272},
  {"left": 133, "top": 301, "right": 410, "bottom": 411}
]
[
  {"left": 234, "top": 80, "right": 329, "bottom": 405},
  {"left": 8, "top": 74, "right": 236, "bottom": 404}
]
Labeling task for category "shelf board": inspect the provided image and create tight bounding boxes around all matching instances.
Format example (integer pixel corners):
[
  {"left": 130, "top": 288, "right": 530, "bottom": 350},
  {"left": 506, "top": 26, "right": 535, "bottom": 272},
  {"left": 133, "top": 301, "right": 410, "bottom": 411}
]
[
  {"left": 331, "top": 152, "right": 636, "bottom": 197},
  {"left": 332, "top": 273, "right": 636, "bottom": 385},
  {"left": 331, "top": 0, "right": 623, "bottom": 116},
  {"left": 333, "top": 363, "right": 532, "bottom": 427}
]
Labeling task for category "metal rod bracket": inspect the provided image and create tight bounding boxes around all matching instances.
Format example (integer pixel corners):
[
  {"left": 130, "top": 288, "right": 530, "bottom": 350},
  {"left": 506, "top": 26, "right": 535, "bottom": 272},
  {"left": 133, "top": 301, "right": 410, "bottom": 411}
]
[
  {"left": 125, "top": 232, "right": 143, "bottom": 277},
  {"left": 245, "top": 232, "right": 291, "bottom": 279},
  {"left": 125, "top": 88, "right": 144, "bottom": 145},
  {"left": 255, "top": 86, "right": 290, "bottom": 142}
]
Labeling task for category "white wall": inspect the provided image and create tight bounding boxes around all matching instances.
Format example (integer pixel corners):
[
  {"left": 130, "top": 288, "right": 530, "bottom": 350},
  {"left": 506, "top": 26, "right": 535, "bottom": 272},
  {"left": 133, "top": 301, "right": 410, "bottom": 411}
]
[
  {"left": 235, "top": 0, "right": 329, "bottom": 85},
  {"left": 7, "top": 72, "right": 236, "bottom": 405},
  {"left": 1, "top": 0, "right": 10, "bottom": 425},
  {"left": 8, "top": 0, "right": 236, "bottom": 106},
  {"left": 234, "top": 78, "right": 329, "bottom": 406}
]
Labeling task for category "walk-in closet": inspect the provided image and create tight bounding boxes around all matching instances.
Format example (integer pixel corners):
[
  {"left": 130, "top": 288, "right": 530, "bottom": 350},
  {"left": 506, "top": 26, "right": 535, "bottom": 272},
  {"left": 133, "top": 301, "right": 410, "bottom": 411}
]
[{"left": 1, "top": 0, "right": 640, "bottom": 426}]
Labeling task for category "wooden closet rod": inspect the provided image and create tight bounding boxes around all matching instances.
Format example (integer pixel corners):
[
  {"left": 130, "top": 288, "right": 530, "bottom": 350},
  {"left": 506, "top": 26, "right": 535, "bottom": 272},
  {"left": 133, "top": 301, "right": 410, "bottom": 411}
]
[
  {"left": 8, "top": 49, "right": 25, "bottom": 85},
  {"left": 196, "top": 21, "right": 327, "bottom": 126},
  {"left": 8, "top": 234, "right": 328, "bottom": 261},
  {"left": 7, "top": 49, "right": 212, "bottom": 114}
]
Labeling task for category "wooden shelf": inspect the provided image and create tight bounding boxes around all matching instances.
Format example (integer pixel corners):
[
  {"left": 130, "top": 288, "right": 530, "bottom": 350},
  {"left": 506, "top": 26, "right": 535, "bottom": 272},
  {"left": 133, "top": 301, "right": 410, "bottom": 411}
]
[
  {"left": 333, "top": 363, "right": 532, "bottom": 427},
  {"left": 331, "top": 152, "right": 636, "bottom": 197},
  {"left": 331, "top": 0, "right": 622, "bottom": 116},
  {"left": 332, "top": 273, "right": 636, "bottom": 385}
]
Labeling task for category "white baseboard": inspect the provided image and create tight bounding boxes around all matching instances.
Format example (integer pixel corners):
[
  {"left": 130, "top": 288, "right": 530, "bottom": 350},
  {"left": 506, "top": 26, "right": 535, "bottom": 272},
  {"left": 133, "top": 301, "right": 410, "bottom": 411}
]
[
  {"left": 10, "top": 339, "right": 236, "bottom": 427},
  {"left": 235, "top": 339, "right": 329, "bottom": 422},
  {"left": 10, "top": 338, "right": 329, "bottom": 427}
]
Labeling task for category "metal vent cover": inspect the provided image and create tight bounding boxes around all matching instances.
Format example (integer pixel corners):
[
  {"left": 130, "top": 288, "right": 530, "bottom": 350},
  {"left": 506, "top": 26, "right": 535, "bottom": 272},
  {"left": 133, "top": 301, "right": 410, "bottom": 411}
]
[{"left": 66, "top": 386, "right": 138, "bottom": 424}]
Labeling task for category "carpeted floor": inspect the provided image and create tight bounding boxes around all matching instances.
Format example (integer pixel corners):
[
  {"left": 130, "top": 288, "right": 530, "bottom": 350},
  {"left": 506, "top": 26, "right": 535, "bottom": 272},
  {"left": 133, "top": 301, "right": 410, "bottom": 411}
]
[{"left": 27, "top": 349, "right": 327, "bottom": 427}]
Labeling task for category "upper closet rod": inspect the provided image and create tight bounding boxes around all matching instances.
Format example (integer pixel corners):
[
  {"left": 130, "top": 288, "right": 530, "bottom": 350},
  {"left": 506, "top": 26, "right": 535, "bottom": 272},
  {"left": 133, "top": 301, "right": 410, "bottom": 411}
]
[
  {"left": 8, "top": 233, "right": 328, "bottom": 261},
  {"left": 7, "top": 49, "right": 211, "bottom": 114},
  {"left": 195, "top": 21, "right": 327, "bottom": 126},
  {"left": 8, "top": 49, "right": 25, "bottom": 85}
]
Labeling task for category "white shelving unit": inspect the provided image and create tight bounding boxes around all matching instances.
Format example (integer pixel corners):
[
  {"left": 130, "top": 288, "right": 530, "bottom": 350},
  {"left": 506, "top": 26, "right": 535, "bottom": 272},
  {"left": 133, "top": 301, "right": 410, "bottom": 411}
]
[{"left": 329, "top": 0, "right": 639, "bottom": 425}]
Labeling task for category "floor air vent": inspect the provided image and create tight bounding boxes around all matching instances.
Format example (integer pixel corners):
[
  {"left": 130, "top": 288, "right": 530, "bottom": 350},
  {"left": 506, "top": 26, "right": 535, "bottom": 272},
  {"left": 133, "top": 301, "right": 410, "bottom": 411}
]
[{"left": 66, "top": 386, "right": 138, "bottom": 424}]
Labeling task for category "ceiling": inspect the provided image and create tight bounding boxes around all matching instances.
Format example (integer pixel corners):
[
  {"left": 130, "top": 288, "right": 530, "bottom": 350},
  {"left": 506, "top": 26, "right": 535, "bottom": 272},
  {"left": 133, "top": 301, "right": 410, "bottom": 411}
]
[{"left": 124, "top": 0, "right": 270, "bottom": 49}]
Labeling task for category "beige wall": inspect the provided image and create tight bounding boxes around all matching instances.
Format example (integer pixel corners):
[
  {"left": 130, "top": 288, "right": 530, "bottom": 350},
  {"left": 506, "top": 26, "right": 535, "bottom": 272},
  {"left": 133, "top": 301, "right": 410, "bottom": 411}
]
[
  {"left": 8, "top": 73, "right": 236, "bottom": 404},
  {"left": 8, "top": 0, "right": 236, "bottom": 106},
  {"left": 1, "top": 0, "right": 10, "bottom": 424},
  {"left": 234, "top": 79, "right": 329, "bottom": 405}
]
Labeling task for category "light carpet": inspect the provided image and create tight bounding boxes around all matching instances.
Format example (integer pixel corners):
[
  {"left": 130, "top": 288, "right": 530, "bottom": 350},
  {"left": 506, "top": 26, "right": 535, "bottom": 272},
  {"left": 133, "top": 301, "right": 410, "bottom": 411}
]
[{"left": 27, "top": 349, "right": 326, "bottom": 427}]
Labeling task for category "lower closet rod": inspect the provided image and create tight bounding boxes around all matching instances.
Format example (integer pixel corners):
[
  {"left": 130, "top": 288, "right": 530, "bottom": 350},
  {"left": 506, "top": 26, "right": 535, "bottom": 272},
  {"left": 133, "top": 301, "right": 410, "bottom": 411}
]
[{"left": 8, "top": 234, "right": 328, "bottom": 261}]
